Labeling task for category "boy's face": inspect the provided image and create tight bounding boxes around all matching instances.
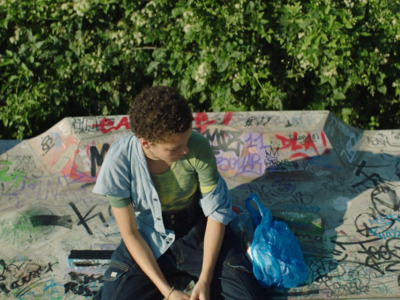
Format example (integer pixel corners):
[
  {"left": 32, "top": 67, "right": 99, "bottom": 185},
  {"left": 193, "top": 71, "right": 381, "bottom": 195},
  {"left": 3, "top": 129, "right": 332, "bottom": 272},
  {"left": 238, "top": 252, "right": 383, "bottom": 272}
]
[{"left": 141, "top": 127, "right": 192, "bottom": 164}]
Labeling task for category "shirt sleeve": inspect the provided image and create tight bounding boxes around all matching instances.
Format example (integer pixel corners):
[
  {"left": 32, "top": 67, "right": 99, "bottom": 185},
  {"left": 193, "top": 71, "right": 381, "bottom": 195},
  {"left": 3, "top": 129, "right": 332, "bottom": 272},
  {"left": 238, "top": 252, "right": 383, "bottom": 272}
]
[
  {"left": 108, "top": 196, "right": 132, "bottom": 208},
  {"left": 200, "top": 175, "right": 236, "bottom": 225},
  {"left": 187, "top": 131, "right": 219, "bottom": 195},
  {"left": 92, "top": 137, "right": 132, "bottom": 199},
  {"left": 188, "top": 131, "right": 235, "bottom": 224}
]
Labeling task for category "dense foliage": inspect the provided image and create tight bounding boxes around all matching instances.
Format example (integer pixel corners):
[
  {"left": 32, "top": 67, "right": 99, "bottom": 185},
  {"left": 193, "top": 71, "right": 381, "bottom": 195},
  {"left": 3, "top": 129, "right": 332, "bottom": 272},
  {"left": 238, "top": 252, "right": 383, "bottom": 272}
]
[{"left": 1, "top": 0, "right": 399, "bottom": 139}]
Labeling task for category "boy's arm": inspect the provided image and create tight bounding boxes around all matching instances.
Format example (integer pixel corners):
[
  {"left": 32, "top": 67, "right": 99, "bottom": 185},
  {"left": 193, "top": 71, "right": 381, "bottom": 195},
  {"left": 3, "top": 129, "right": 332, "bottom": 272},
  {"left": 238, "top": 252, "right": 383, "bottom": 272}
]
[
  {"left": 190, "top": 217, "right": 225, "bottom": 300},
  {"left": 112, "top": 205, "right": 189, "bottom": 299}
]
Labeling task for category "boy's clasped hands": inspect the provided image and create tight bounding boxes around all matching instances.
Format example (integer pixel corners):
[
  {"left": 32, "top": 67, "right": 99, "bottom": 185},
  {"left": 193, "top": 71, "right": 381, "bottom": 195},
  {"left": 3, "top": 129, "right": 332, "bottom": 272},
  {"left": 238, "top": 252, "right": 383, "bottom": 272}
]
[{"left": 167, "top": 280, "right": 210, "bottom": 300}]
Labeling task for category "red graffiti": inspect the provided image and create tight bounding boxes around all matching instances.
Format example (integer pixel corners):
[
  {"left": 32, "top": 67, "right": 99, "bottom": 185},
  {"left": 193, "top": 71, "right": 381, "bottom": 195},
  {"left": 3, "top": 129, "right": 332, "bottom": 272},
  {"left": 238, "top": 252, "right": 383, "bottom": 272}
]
[
  {"left": 194, "top": 112, "right": 234, "bottom": 133},
  {"left": 275, "top": 132, "right": 329, "bottom": 159},
  {"left": 93, "top": 117, "right": 130, "bottom": 134}
]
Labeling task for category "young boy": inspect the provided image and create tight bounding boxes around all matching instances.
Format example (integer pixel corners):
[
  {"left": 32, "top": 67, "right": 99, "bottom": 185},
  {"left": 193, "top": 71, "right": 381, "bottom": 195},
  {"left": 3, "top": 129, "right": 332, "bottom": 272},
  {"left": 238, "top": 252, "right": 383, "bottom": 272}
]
[{"left": 93, "top": 86, "right": 268, "bottom": 299}]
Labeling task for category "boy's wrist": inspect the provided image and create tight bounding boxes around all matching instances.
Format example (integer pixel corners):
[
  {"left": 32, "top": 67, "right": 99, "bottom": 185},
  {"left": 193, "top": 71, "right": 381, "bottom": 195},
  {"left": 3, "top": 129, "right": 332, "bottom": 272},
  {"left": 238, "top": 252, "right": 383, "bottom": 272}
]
[
  {"left": 166, "top": 286, "right": 175, "bottom": 299},
  {"left": 198, "top": 272, "right": 213, "bottom": 285},
  {"left": 161, "top": 285, "right": 174, "bottom": 298}
]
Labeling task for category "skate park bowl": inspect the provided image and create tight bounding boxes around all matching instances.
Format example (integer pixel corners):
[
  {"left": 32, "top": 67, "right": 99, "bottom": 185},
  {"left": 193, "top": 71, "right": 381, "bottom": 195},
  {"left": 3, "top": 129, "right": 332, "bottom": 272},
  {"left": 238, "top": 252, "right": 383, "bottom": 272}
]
[{"left": 1, "top": 111, "right": 400, "bottom": 299}]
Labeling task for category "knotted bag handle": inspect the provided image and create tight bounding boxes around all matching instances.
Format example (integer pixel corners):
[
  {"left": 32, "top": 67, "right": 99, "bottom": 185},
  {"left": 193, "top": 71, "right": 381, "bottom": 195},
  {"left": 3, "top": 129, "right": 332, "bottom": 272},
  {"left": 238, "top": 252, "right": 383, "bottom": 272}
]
[{"left": 244, "top": 193, "right": 272, "bottom": 228}]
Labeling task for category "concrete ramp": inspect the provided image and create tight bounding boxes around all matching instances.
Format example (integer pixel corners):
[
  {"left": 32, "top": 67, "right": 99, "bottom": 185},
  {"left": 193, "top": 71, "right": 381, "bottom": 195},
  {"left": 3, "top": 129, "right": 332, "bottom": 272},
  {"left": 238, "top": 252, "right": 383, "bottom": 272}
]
[{"left": 1, "top": 111, "right": 400, "bottom": 299}]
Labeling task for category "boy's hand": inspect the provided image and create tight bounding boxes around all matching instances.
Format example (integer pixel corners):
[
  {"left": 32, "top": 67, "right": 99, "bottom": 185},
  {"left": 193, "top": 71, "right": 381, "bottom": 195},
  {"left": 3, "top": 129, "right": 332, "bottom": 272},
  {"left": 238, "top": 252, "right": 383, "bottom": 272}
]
[
  {"left": 168, "top": 290, "right": 190, "bottom": 300},
  {"left": 189, "top": 280, "right": 210, "bottom": 300}
]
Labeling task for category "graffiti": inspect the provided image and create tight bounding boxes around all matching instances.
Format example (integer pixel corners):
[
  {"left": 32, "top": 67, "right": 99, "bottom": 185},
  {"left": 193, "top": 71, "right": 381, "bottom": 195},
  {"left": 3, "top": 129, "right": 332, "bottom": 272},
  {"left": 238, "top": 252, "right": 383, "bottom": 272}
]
[
  {"left": 321, "top": 172, "right": 348, "bottom": 193},
  {"left": 356, "top": 209, "right": 381, "bottom": 238},
  {"left": 352, "top": 160, "right": 386, "bottom": 189},
  {"left": 239, "top": 183, "right": 272, "bottom": 199},
  {"left": 270, "top": 176, "right": 296, "bottom": 197},
  {"left": 66, "top": 163, "right": 98, "bottom": 184},
  {"left": 0, "top": 160, "right": 27, "bottom": 194},
  {"left": 360, "top": 238, "right": 400, "bottom": 274},
  {"left": 305, "top": 257, "right": 338, "bottom": 284},
  {"left": 93, "top": 117, "right": 130, "bottom": 134},
  {"left": 193, "top": 112, "right": 233, "bottom": 133},
  {"left": 371, "top": 186, "right": 400, "bottom": 219},
  {"left": 217, "top": 152, "right": 263, "bottom": 177},
  {"left": 332, "top": 237, "right": 400, "bottom": 275},
  {"left": 0, "top": 259, "right": 55, "bottom": 295},
  {"left": 340, "top": 131, "right": 362, "bottom": 164},
  {"left": 29, "top": 214, "right": 73, "bottom": 229},
  {"left": 5, "top": 154, "right": 38, "bottom": 174},
  {"left": 213, "top": 132, "right": 271, "bottom": 176},
  {"left": 355, "top": 205, "right": 400, "bottom": 240},
  {"left": 365, "top": 214, "right": 400, "bottom": 240},
  {"left": 244, "top": 132, "right": 269, "bottom": 151},
  {"left": 10, "top": 272, "right": 103, "bottom": 298},
  {"left": 352, "top": 159, "right": 400, "bottom": 237},
  {"left": 40, "top": 279, "right": 66, "bottom": 299},
  {"left": 367, "top": 132, "right": 400, "bottom": 148},
  {"left": 0, "top": 160, "right": 26, "bottom": 182},
  {"left": 203, "top": 128, "right": 243, "bottom": 156},
  {"left": 314, "top": 262, "right": 373, "bottom": 296},
  {"left": 266, "top": 158, "right": 302, "bottom": 172},
  {"left": 41, "top": 133, "right": 56, "bottom": 155},
  {"left": 5, "top": 175, "right": 67, "bottom": 208},
  {"left": 275, "top": 131, "right": 329, "bottom": 159},
  {"left": 64, "top": 272, "right": 103, "bottom": 297},
  {"left": 68, "top": 250, "right": 113, "bottom": 268},
  {"left": 307, "top": 258, "right": 396, "bottom": 297},
  {"left": 2, "top": 112, "right": 400, "bottom": 299},
  {"left": 264, "top": 149, "right": 279, "bottom": 171},
  {"left": 264, "top": 139, "right": 310, "bottom": 173},
  {"left": 5, "top": 173, "right": 98, "bottom": 209},
  {"left": 244, "top": 115, "right": 272, "bottom": 127},
  {"left": 69, "top": 202, "right": 109, "bottom": 235},
  {"left": 194, "top": 112, "right": 217, "bottom": 134},
  {"left": 72, "top": 117, "right": 101, "bottom": 134},
  {"left": 90, "top": 143, "right": 110, "bottom": 177},
  {"left": 291, "top": 191, "right": 314, "bottom": 205},
  {"left": 373, "top": 228, "right": 400, "bottom": 239}
]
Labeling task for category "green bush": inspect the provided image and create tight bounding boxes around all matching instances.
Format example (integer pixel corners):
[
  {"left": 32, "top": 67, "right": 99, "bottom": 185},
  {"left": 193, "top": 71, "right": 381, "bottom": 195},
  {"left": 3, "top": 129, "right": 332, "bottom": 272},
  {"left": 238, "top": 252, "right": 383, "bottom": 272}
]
[
  {"left": 0, "top": 0, "right": 399, "bottom": 139},
  {"left": 275, "top": 0, "right": 400, "bottom": 129}
]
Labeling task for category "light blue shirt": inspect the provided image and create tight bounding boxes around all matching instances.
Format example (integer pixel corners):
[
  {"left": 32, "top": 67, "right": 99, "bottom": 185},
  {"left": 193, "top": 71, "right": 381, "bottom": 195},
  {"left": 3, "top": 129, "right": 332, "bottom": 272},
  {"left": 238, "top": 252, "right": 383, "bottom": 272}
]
[{"left": 93, "top": 134, "right": 235, "bottom": 258}]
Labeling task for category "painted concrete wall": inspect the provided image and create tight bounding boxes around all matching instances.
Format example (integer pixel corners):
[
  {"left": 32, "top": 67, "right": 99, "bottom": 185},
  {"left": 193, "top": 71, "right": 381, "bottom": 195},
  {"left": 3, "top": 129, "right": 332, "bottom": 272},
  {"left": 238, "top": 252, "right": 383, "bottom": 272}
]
[{"left": 1, "top": 111, "right": 400, "bottom": 299}]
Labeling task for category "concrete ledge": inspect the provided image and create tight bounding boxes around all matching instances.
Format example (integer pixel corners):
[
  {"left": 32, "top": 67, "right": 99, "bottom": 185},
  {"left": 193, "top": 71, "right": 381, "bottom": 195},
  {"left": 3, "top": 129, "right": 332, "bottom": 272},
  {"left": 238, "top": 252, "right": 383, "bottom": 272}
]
[{"left": 1, "top": 111, "right": 400, "bottom": 299}]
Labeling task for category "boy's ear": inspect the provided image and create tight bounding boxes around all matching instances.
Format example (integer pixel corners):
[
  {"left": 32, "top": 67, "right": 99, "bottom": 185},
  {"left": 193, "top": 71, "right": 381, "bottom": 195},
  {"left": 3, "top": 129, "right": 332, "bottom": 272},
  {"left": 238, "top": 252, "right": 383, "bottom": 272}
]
[{"left": 139, "top": 138, "right": 151, "bottom": 149}]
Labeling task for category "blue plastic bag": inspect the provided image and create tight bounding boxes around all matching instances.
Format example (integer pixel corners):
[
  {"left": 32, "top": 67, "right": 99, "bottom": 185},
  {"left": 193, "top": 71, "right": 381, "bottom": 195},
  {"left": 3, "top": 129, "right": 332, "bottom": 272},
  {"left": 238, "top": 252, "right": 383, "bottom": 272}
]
[
  {"left": 245, "top": 193, "right": 309, "bottom": 288},
  {"left": 230, "top": 205, "right": 254, "bottom": 255}
]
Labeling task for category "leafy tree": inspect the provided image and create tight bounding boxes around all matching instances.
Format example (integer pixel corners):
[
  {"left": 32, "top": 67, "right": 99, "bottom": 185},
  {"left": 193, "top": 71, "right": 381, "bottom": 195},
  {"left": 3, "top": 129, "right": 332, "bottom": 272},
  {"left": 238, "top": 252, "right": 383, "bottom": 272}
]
[{"left": 1, "top": 0, "right": 399, "bottom": 139}]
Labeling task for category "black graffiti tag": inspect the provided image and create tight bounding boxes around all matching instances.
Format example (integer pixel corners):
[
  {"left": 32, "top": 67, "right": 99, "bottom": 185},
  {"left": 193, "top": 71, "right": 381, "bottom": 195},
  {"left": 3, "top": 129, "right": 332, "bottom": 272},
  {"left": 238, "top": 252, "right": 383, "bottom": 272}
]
[
  {"left": 333, "top": 238, "right": 400, "bottom": 274},
  {"left": 69, "top": 203, "right": 109, "bottom": 235},
  {"left": 90, "top": 143, "right": 110, "bottom": 177}
]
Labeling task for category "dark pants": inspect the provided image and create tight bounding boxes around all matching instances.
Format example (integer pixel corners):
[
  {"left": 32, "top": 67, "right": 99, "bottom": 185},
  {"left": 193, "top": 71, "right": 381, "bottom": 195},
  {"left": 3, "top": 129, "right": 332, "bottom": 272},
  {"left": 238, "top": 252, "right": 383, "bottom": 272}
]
[{"left": 94, "top": 218, "right": 270, "bottom": 300}]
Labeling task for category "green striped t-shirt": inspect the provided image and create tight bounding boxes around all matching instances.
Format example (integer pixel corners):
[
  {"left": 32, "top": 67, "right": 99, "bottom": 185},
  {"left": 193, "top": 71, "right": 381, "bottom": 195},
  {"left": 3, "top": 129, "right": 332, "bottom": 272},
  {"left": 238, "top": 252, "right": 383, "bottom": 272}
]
[{"left": 108, "top": 131, "right": 219, "bottom": 211}]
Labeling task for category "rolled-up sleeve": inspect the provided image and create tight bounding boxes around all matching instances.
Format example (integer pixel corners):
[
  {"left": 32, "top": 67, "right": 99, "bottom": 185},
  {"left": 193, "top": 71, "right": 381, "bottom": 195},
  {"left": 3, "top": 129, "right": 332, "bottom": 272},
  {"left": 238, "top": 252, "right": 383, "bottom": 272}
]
[{"left": 199, "top": 175, "right": 236, "bottom": 224}]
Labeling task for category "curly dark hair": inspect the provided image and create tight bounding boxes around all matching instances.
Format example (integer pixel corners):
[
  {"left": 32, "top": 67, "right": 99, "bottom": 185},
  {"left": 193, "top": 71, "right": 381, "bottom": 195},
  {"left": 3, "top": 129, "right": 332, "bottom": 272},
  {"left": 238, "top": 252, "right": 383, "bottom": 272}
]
[{"left": 128, "top": 86, "right": 194, "bottom": 142}]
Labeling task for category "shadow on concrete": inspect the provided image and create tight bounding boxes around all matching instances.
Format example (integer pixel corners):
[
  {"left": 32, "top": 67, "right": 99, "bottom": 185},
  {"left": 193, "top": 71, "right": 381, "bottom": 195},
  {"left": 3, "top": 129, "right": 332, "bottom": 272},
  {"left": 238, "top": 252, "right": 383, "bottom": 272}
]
[
  {"left": 229, "top": 145, "right": 400, "bottom": 299},
  {"left": 0, "top": 140, "right": 21, "bottom": 155}
]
